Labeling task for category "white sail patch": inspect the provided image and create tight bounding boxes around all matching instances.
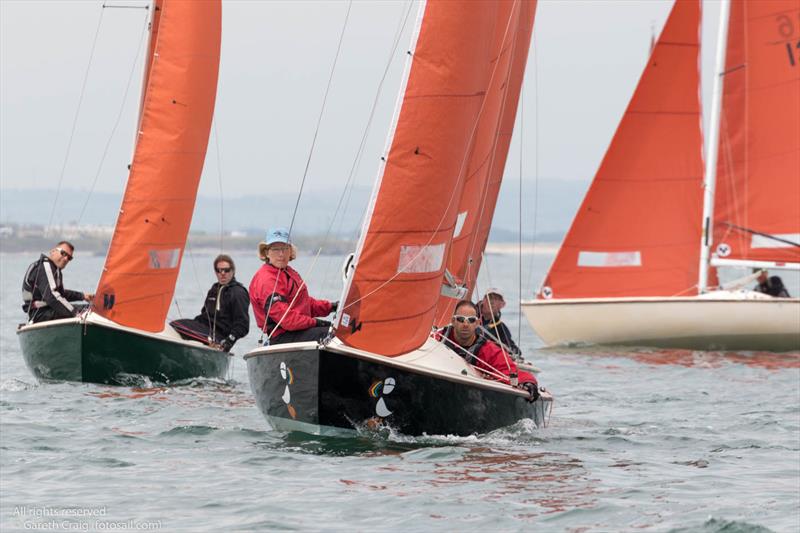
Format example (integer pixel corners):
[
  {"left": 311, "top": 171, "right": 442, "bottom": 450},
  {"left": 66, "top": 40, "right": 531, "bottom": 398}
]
[
  {"left": 751, "top": 233, "right": 800, "bottom": 249},
  {"left": 148, "top": 248, "right": 180, "bottom": 269},
  {"left": 577, "top": 251, "right": 642, "bottom": 267},
  {"left": 453, "top": 211, "right": 468, "bottom": 238},
  {"left": 397, "top": 243, "right": 445, "bottom": 274}
]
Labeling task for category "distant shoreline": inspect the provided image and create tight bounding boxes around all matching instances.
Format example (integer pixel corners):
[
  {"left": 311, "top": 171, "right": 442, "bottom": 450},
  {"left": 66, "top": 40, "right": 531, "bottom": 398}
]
[
  {"left": 1, "top": 238, "right": 561, "bottom": 256},
  {"left": 485, "top": 242, "right": 559, "bottom": 255}
]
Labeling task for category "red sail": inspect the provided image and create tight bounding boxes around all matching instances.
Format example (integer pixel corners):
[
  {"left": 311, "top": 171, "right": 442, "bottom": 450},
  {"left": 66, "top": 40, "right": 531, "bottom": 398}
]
[
  {"left": 94, "top": 0, "right": 221, "bottom": 331},
  {"left": 336, "top": 1, "right": 537, "bottom": 356},
  {"left": 539, "top": 0, "right": 704, "bottom": 299},
  {"left": 712, "top": 0, "right": 800, "bottom": 264},
  {"left": 434, "top": 0, "right": 536, "bottom": 325}
]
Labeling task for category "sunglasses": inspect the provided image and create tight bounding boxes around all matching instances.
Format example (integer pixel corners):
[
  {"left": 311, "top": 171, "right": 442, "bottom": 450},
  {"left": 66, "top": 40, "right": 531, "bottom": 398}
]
[
  {"left": 215, "top": 267, "right": 232, "bottom": 274},
  {"left": 453, "top": 315, "right": 479, "bottom": 324},
  {"left": 269, "top": 246, "right": 290, "bottom": 254},
  {"left": 56, "top": 247, "right": 73, "bottom": 261}
]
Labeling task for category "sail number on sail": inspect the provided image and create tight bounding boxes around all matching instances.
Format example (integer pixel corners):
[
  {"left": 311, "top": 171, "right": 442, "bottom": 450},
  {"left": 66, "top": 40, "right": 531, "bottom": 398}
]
[{"left": 776, "top": 12, "right": 800, "bottom": 66}]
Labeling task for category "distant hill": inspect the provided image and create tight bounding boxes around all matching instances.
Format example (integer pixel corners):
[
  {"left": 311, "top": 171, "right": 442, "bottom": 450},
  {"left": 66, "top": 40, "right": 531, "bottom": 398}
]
[{"left": 0, "top": 178, "right": 588, "bottom": 242}]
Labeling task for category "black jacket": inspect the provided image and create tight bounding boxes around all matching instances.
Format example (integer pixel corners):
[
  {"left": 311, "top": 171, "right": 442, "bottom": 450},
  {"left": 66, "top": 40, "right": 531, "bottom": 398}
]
[
  {"left": 480, "top": 312, "right": 521, "bottom": 356},
  {"left": 195, "top": 278, "right": 250, "bottom": 342},
  {"left": 22, "top": 254, "right": 85, "bottom": 321},
  {"left": 756, "top": 276, "right": 790, "bottom": 298}
]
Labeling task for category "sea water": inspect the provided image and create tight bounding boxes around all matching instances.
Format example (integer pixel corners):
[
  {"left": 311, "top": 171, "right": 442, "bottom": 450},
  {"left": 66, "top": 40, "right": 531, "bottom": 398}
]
[{"left": 1, "top": 251, "right": 798, "bottom": 532}]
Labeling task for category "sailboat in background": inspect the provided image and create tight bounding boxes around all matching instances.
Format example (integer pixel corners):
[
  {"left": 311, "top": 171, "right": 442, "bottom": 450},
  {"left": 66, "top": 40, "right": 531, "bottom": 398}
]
[
  {"left": 17, "top": 0, "right": 228, "bottom": 384},
  {"left": 246, "top": 0, "right": 552, "bottom": 436},
  {"left": 521, "top": 0, "right": 800, "bottom": 352}
]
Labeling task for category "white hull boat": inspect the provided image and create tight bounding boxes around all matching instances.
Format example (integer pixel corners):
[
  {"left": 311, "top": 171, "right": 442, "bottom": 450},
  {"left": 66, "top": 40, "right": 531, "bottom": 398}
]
[
  {"left": 522, "top": 292, "right": 800, "bottom": 352},
  {"left": 523, "top": 0, "right": 800, "bottom": 352}
]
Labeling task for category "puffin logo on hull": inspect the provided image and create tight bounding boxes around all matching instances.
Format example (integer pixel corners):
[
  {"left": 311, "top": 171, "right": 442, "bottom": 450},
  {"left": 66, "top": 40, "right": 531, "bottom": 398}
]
[
  {"left": 279, "top": 361, "right": 296, "bottom": 419},
  {"left": 369, "top": 377, "right": 395, "bottom": 418}
]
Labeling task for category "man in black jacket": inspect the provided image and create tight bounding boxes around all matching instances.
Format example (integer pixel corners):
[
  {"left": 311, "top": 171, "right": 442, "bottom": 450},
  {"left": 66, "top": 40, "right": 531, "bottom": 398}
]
[
  {"left": 477, "top": 288, "right": 522, "bottom": 358},
  {"left": 22, "top": 241, "right": 94, "bottom": 323},
  {"left": 170, "top": 254, "right": 250, "bottom": 351}
]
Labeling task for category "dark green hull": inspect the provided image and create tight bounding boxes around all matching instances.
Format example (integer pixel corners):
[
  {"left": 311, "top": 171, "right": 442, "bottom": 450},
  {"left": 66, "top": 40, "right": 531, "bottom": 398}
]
[{"left": 17, "top": 318, "right": 229, "bottom": 385}]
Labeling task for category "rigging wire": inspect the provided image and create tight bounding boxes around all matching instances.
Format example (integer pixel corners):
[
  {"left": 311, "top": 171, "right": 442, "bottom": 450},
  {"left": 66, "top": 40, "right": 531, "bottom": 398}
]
[
  {"left": 287, "top": 1, "right": 353, "bottom": 238},
  {"left": 213, "top": 118, "right": 225, "bottom": 253},
  {"left": 517, "top": 82, "right": 524, "bottom": 345},
  {"left": 435, "top": 331, "right": 516, "bottom": 384},
  {"left": 256, "top": 1, "right": 355, "bottom": 345},
  {"left": 319, "top": 1, "right": 415, "bottom": 290},
  {"left": 263, "top": 1, "right": 414, "bottom": 335},
  {"left": 525, "top": 28, "right": 541, "bottom": 298},
  {"left": 45, "top": 5, "right": 107, "bottom": 236},
  {"left": 174, "top": 240, "right": 205, "bottom": 320},
  {"left": 76, "top": 9, "right": 150, "bottom": 225},
  {"left": 331, "top": 1, "right": 415, "bottom": 238}
]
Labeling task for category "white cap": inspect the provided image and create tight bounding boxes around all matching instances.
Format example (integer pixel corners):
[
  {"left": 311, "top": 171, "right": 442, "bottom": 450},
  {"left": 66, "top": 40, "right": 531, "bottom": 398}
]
[{"left": 484, "top": 287, "right": 504, "bottom": 301}]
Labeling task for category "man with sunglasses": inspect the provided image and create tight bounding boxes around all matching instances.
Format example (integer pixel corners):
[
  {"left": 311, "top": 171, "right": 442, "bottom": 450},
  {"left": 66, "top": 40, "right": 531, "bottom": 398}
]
[
  {"left": 477, "top": 288, "right": 522, "bottom": 359},
  {"left": 170, "top": 254, "right": 250, "bottom": 352},
  {"left": 22, "top": 241, "right": 94, "bottom": 323},
  {"left": 436, "top": 300, "right": 539, "bottom": 401}
]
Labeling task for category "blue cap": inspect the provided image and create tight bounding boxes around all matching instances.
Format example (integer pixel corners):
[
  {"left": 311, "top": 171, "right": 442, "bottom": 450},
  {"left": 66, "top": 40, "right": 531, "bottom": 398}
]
[{"left": 265, "top": 227, "right": 290, "bottom": 246}]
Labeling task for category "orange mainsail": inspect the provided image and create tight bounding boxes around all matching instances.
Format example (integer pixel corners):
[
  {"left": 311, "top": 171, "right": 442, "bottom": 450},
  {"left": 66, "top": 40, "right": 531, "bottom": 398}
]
[
  {"left": 711, "top": 0, "right": 800, "bottom": 265},
  {"left": 336, "top": 0, "right": 537, "bottom": 356},
  {"left": 434, "top": 0, "right": 536, "bottom": 326},
  {"left": 94, "top": 0, "right": 221, "bottom": 332},
  {"left": 539, "top": 0, "right": 704, "bottom": 299}
]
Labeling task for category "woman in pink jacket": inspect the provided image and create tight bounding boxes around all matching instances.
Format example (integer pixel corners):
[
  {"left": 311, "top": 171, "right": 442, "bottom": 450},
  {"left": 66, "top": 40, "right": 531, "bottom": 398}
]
[{"left": 249, "top": 227, "right": 336, "bottom": 344}]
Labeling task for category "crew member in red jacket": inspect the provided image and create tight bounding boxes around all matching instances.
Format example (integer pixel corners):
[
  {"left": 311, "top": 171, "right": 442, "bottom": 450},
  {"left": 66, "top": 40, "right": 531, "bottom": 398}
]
[
  {"left": 436, "top": 300, "right": 538, "bottom": 401},
  {"left": 249, "top": 227, "right": 336, "bottom": 344}
]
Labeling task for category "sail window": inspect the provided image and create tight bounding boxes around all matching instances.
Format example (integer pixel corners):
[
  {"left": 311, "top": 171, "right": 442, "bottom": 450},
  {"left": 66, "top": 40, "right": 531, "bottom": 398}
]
[
  {"left": 453, "top": 211, "right": 468, "bottom": 238},
  {"left": 148, "top": 248, "right": 180, "bottom": 269},
  {"left": 577, "top": 251, "right": 642, "bottom": 268},
  {"left": 398, "top": 243, "right": 445, "bottom": 274},
  {"left": 750, "top": 234, "right": 800, "bottom": 249}
]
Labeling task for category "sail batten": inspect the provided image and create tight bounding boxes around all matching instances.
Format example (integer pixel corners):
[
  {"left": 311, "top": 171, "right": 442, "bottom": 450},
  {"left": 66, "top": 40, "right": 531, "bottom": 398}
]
[{"left": 93, "top": 0, "right": 221, "bottom": 332}]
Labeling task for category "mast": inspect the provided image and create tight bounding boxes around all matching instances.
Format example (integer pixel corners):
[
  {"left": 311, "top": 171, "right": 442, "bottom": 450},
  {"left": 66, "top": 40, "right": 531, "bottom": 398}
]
[
  {"left": 697, "top": 0, "right": 730, "bottom": 293},
  {"left": 133, "top": 0, "right": 162, "bottom": 151}
]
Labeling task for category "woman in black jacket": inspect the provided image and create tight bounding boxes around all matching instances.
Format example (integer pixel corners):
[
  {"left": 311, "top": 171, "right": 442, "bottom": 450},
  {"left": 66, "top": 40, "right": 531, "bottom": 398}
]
[{"left": 170, "top": 254, "right": 250, "bottom": 351}]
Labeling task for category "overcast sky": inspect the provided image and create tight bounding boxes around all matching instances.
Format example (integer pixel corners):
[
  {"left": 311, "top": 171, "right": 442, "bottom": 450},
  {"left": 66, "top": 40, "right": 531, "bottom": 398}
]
[{"left": 1, "top": 0, "right": 721, "bottom": 200}]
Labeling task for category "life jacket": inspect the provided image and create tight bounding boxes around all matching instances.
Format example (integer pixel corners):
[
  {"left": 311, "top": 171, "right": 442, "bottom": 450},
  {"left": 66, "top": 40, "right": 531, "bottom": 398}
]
[
  {"left": 21, "top": 255, "right": 45, "bottom": 312},
  {"left": 438, "top": 325, "right": 488, "bottom": 362}
]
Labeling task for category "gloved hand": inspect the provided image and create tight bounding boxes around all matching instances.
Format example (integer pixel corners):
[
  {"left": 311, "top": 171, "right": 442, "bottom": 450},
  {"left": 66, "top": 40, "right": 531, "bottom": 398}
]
[
  {"left": 330, "top": 301, "right": 339, "bottom": 313},
  {"left": 219, "top": 334, "right": 236, "bottom": 352},
  {"left": 522, "top": 381, "right": 540, "bottom": 403},
  {"left": 315, "top": 318, "right": 332, "bottom": 328}
]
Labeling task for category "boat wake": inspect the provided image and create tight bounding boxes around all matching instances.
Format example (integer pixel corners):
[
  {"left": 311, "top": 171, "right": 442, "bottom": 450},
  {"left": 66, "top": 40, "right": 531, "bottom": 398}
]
[{"left": 0, "top": 378, "right": 35, "bottom": 392}]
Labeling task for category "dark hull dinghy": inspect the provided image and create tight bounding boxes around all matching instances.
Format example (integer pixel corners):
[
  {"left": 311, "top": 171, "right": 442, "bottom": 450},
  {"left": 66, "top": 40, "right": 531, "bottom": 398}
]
[
  {"left": 246, "top": 0, "right": 553, "bottom": 437},
  {"left": 246, "top": 338, "right": 551, "bottom": 436},
  {"left": 18, "top": 314, "right": 228, "bottom": 385},
  {"left": 17, "top": 0, "right": 225, "bottom": 385}
]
